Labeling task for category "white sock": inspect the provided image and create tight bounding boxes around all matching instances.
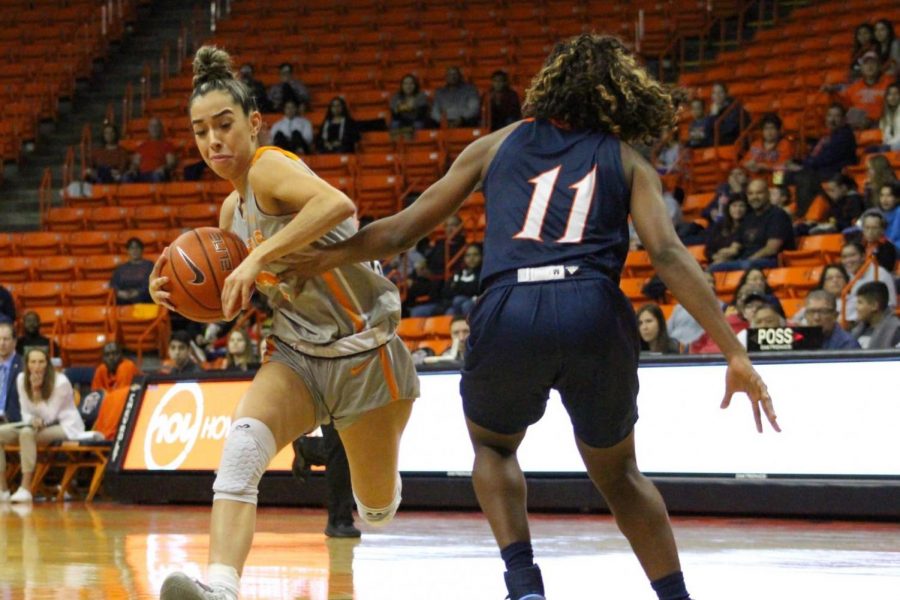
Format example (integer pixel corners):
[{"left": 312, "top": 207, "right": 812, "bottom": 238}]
[{"left": 208, "top": 563, "right": 240, "bottom": 600}]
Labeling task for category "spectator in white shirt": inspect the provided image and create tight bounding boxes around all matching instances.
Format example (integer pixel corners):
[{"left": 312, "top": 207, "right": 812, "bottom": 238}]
[{"left": 269, "top": 100, "right": 313, "bottom": 155}]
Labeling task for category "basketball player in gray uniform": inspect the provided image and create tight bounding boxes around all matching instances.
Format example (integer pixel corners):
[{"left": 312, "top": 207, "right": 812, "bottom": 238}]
[{"left": 150, "top": 46, "right": 418, "bottom": 600}]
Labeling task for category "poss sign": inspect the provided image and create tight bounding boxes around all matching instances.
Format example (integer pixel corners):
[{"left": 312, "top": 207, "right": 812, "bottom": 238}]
[{"left": 122, "top": 381, "right": 293, "bottom": 471}]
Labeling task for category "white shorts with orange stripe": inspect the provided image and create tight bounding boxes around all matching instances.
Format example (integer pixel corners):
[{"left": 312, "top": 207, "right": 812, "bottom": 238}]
[{"left": 264, "top": 335, "right": 419, "bottom": 430}]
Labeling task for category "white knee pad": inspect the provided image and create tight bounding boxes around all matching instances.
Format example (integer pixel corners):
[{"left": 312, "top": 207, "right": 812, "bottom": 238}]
[
  {"left": 353, "top": 478, "right": 402, "bottom": 527},
  {"left": 212, "top": 417, "right": 277, "bottom": 505}
]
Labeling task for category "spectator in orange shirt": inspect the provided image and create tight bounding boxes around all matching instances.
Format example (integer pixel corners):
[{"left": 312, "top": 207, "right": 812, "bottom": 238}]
[
  {"left": 91, "top": 342, "right": 139, "bottom": 393},
  {"left": 741, "top": 114, "right": 793, "bottom": 177},
  {"left": 833, "top": 51, "right": 890, "bottom": 129},
  {"left": 124, "top": 117, "right": 178, "bottom": 182}
]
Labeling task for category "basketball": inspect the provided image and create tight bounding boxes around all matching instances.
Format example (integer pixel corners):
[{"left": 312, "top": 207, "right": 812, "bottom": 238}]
[{"left": 160, "top": 227, "right": 248, "bottom": 322}]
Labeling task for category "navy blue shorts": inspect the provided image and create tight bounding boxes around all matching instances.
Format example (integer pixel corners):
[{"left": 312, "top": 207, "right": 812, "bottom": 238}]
[{"left": 460, "top": 274, "right": 640, "bottom": 449}]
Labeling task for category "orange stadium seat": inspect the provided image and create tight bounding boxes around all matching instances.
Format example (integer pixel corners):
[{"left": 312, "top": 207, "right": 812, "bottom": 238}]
[
  {"left": 75, "top": 255, "right": 124, "bottom": 281},
  {"left": 115, "top": 183, "right": 159, "bottom": 207},
  {"left": 45, "top": 206, "right": 86, "bottom": 231},
  {"left": 765, "top": 267, "right": 818, "bottom": 298},
  {"left": 66, "top": 231, "right": 114, "bottom": 256},
  {"left": 114, "top": 230, "right": 164, "bottom": 254},
  {"left": 402, "top": 151, "right": 444, "bottom": 192},
  {"left": 397, "top": 317, "right": 427, "bottom": 341},
  {"left": 400, "top": 129, "right": 441, "bottom": 154},
  {"left": 88, "top": 206, "right": 131, "bottom": 230},
  {"left": 623, "top": 250, "right": 654, "bottom": 278},
  {"left": 17, "top": 281, "right": 65, "bottom": 308},
  {"left": 304, "top": 154, "right": 356, "bottom": 178},
  {"left": 417, "top": 338, "right": 451, "bottom": 355},
  {"left": 65, "top": 305, "right": 115, "bottom": 334},
  {"left": 356, "top": 152, "right": 400, "bottom": 176},
  {"left": 35, "top": 256, "right": 78, "bottom": 282},
  {"left": 65, "top": 280, "right": 114, "bottom": 306},
  {"left": 781, "top": 233, "right": 843, "bottom": 266},
  {"left": 0, "top": 233, "right": 14, "bottom": 257},
  {"left": 359, "top": 131, "right": 396, "bottom": 154},
  {"left": 159, "top": 181, "right": 207, "bottom": 205},
  {"left": 59, "top": 332, "right": 109, "bottom": 367},
  {"left": 422, "top": 315, "right": 453, "bottom": 339},
  {"left": 116, "top": 304, "right": 169, "bottom": 355},
  {"left": 355, "top": 174, "right": 401, "bottom": 218},
  {"left": 0, "top": 256, "right": 34, "bottom": 282},
  {"left": 28, "top": 306, "right": 65, "bottom": 336},
  {"left": 714, "top": 270, "right": 745, "bottom": 297},
  {"left": 17, "top": 232, "right": 64, "bottom": 257},
  {"left": 439, "top": 128, "right": 485, "bottom": 163},
  {"left": 619, "top": 278, "right": 648, "bottom": 302},
  {"left": 175, "top": 203, "right": 219, "bottom": 228},
  {"left": 66, "top": 183, "right": 116, "bottom": 208},
  {"left": 132, "top": 205, "right": 176, "bottom": 230}
]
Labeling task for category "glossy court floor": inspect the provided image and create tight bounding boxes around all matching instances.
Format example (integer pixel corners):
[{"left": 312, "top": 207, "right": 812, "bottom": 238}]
[{"left": 0, "top": 503, "right": 897, "bottom": 599}]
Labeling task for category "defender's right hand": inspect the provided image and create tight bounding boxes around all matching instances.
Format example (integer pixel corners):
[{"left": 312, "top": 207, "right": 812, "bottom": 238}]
[
  {"left": 721, "top": 355, "right": 780, "bottom": 433},
  {"left": 149, "top": 247, "right": 175, "bottom": 311}
]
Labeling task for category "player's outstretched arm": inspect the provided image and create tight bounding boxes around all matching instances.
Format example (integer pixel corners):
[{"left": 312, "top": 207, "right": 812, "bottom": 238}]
[
  {"left": 625, "top": 143, "right": 780, "bottom": 433},
  {"left": 298, "top": 127, "right": 512, "bottom": 276}
]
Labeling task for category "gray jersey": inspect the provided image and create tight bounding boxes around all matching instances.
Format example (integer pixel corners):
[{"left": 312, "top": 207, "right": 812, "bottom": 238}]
[{"left": 230, "top": 148, "right": 401, "bottom": 358}]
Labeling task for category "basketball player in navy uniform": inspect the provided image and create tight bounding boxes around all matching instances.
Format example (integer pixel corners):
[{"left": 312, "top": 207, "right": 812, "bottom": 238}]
[{"left": 293, "top": 35, "right": 780, "bottom": 600}]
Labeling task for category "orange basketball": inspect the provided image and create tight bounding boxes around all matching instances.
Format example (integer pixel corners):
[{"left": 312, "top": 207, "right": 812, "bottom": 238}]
[{"left": 160, "top": 227, "right": 248, "bottom": 322}]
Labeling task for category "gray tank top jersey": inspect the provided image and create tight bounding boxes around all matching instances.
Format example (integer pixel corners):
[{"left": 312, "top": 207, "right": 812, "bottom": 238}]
[{"left": 230, "top": 151, "right": 401, "bottom": 358}]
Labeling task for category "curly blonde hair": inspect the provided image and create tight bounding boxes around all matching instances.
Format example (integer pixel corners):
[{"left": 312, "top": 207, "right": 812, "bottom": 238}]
[{"left": 524, "top": 34, "right": 678, "bottom": 142}]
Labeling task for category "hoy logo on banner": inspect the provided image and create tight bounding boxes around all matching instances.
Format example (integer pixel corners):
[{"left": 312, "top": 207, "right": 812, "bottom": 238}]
[{"left": 145, "top": 383, "right": 205, "bottom": 470}]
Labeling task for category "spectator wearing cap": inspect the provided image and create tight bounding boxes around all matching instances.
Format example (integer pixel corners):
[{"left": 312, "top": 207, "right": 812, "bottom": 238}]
[
  {"left": 267, "top": 63, "right": 310, "bottom": 113},
  {"left": 785, "top": 104, "right": 857, "bottom": 217},
  {"left": 741, "top": 114, "right": 793, "bottom": 177},
  {"left": 708, "top": 179, "right": 795, "bottom": 272},
  {"left": 690, "top": 289, "right": 768, "bottom": 354},
  {"left": 431, "top": 67, "right": 481, "bottom": 128},
  {"left": 487, "top": 70, "right": 521, "bottom": 131},
  {"left": 828, "top": 50, "right": 891, "bottom": 130},
  {"left": 238, "top": 63, "right": 273, "bottom": 113},
  {"left": 860, "top": 209, "right": 897, "bottom": 271},
  {"left": 851, "top": 281, "right": 900, "bottom": 348},
  {"left": 802, "top": 290, "right": 860, "bottom": 350},
  {"left": 110, "top": 237, "right": 154, "bottom": 305}
]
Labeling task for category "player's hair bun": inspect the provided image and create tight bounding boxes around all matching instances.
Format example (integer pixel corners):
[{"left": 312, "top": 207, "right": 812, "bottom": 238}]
[{"left": 192, "top": 46, "right": 234, "bottom": 89}]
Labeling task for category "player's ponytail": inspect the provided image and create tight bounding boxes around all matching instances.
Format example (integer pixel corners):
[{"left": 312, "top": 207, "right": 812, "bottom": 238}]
[{"left": 189, "top": 45, "right": 257, "bottom": 115}]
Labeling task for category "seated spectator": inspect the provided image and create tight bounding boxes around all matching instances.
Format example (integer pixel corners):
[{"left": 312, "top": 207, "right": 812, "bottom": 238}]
[
  {"left": 785, "top": 104, "right": 857, "bottom": 217},
  {"left": 769, "top": 184, "right": 795, "bottom": 217},
  {"left": 269, "top": 99, "right": 313, "bottom": 155},
  {"left": 267, "top": 63, "right": 310, "bottom": 113},
  {"left": 487, "top": 70, "right": 521, "bottom": 131},
  {"left": 667, "top": 271, "right": 724, "bottom": 346},
  {"left": 316, "top": 97, "right": 360, "bottom": 154},
  {"left": 0, "top": 347, "right": 84, "bottom": 502},
  {"left": 850, "top": 23, "right": 876, "bottom": 80},
  {"left": 85, "top": 122, "right": 130, "bottom": 184},
  {"left": 704, "top": 167, "right": 747, "bottom": 223},
  {"left": 443, "top": 243, "right": 482, "bottom": 316},
  {"left": 873, "top": 19, "right": 900, "bottom": 77},
  {"left": 162, "top": 331, "right": 203, "bottom": 375},
  {"left": 238, "top": 63, "right": 273, "bottom": 113},
  {"left": 750, "top": 304, "right": 784, "bottom": 329},
  {"left": 685, "top": 98, "right": 712, "bottom": 148},
  {"left": 691, "top": 289, "right": 764, "bottom": 354},
  {"left": 0, "top": 284, "right": 13, "bottom": 324},
  {"left": 0, "top": 322, "right": 23, "bottom": 423},
  {"left": 709, "top": 179, "right": 795, "bottom": 271},
  {"left": 840, "top": 241, "right": 897, "bottom": 322},
  {"left": 637, "top": 304, "right": 683, "bottom": 355},
  {"left": 860, "top": 208, "right": 897, "bottom": 271},
  {"left": 851, "top": 281, "right": 900, "bottom": 348},
  {"left": 405, "top": 258, "right": 442, "bottom": 318},
  {"left": 802, "top": 290, "right": 860, "bottom": 350},
  {"left": 795, "top": 264, "right": 852, "bottom": 324},
  {"left": 705, "top": 194, "right": 747, "bottom": 265},
  {"left": 389, "top": 74, "right": 431, "bottom": 138},
  {"left": 832, "top": 51, "right": 890, "bottom": 129},
  {"left": 110, "top": 237, "right": 154, "bottom": 305},
  {"left": 864, "top": 154, "right": 898, "bottom": 207},
  {"left": 653, "top": 126, "right": 683, "bottom": 175},
  {"left": 217, "top": 328, "right": 259, "bottom": 372},
  {"left": 124, "top": 117, "right": 178, "bottom": 183},
  {"left": 879, "top": 182, "right": 900, "bottom": 247},
  {"left": 876, "top": 83, "right": 900, "bottom": 151},
  {"left": 14, "top": 312, "right": 50, "bottom": 356},
  {"left": 728, "top": 267, "right": 785, "bottom": 317},
  {"left": 431, "top": 66, "right": 481, "bottom": 128},
  {"left": 441, "top": 315, "right": 470, "bottom": 361},
  {"left": 423, "top": 214, "right": 467, "bottom": 279},
  {"left": 741, "top": 114, "right": 792, "bottom": 177},
  {"left": 708, "top": 82, "right": 749, "bottom": 145},
  {"left": 91, "top": 342, "right": 139, "bottom": 393},
  {"left": 798, "top": 173, "right": 865, "bottom": 235}
]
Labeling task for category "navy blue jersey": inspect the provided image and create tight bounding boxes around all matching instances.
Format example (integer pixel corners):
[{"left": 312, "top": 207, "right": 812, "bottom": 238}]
[{"left": 480, "top": 119, "right": 630, "bottom": 285}]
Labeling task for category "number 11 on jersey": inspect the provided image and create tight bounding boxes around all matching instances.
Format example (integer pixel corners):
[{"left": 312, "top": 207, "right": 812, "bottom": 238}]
[{"left": 513, "top": 166, "right": 597, "bottom": 244}]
